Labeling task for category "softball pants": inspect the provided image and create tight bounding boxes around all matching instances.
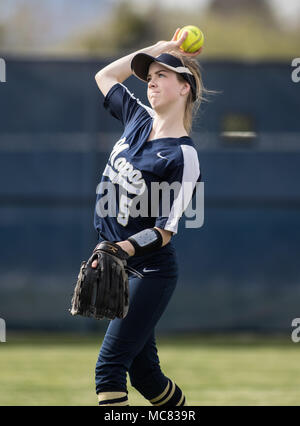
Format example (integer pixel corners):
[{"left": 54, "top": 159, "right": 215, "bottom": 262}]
[{"left": 95, "top": 246, "right": 186, "bottom": 405}]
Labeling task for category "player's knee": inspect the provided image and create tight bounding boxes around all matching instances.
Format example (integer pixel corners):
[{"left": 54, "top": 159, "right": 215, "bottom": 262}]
[
  {"left": 97, "top": 391, "right": 129, "bottom": 406},
  {"left": 149, "top": 378, "right": 186, "bottom": 406}
]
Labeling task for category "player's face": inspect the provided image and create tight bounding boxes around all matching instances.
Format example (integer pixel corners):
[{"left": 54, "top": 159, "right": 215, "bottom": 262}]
[{"left": 146, "top": 62, "right": 185, "bottom": 111}]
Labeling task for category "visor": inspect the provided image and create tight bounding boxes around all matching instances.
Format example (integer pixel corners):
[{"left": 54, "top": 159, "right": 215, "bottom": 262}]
[{"left": 131, "top": 53, "right": 197, "bottom": 102}]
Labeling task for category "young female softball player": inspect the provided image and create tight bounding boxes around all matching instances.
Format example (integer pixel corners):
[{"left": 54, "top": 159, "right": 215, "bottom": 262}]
[{"left": 93, "top": 28, "right": 203, "bottom": 406}]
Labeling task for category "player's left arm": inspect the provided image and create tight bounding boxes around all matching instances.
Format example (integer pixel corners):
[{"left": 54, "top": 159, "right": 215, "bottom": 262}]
[
  {"left": 116, "top": 227, "right": 172, "bottom": 257},
  {"left": 154, "top": 227, "right": 173, "bottom": 246}
]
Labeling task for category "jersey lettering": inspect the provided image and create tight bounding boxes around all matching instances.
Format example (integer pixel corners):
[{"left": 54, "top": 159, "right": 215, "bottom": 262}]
[{"left": 103, "top": 136, "right": 146, "bottom": 226}]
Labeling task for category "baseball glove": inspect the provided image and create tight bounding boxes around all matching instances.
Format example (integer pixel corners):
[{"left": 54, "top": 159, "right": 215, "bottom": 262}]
[{"left": 70, "top": 241, "right": 143, "bottom": 320}]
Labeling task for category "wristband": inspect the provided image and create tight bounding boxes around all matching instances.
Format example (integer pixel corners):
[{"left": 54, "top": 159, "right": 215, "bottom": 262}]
[{"left": 128, "top": 228, "right": 163, "bottom": 256}]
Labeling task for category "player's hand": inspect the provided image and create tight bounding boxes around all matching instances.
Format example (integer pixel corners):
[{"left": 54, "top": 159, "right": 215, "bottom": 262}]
[
  {"left": 91, "top": 241, "right": 134, "bottom": 268},
  {"left": 172, "top": 28, "right": 203, "bottom": 56},
  {"left": 156, "top": 28, "right": 203, "bottom": 58}
]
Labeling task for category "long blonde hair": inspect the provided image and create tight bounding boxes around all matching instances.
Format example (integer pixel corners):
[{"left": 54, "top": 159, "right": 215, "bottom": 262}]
[{"left": 170, "top": 51, "right": 208, "bottom": 134}]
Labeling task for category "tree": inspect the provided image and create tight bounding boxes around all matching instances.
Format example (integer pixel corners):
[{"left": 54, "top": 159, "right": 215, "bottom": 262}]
[{"left": 73, "top": 0, "right": 160, "bottom": 55}]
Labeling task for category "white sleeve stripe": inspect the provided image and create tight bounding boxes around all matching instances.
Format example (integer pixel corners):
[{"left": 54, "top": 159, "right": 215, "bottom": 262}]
[
  {"left": 119, "top": 82, "right": 156, "bottom": 118},
  {"left": 164, "top": 145, "right": 200, "bottom": 234}
]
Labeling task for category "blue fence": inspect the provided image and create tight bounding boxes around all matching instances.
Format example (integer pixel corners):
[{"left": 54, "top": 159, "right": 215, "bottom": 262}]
[{"left": 0, "top": 57, "right": 300, "bottom": 333}]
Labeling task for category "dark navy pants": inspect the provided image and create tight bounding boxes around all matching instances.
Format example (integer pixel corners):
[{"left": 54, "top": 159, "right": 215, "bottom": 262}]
[{"left": 95, "top": 243, "right": 178, "bottom": 400}]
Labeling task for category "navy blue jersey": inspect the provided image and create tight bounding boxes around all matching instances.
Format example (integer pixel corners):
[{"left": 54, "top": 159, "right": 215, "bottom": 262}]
[{"left": 94, "top": 82, "right": 201, "bottom": 244}]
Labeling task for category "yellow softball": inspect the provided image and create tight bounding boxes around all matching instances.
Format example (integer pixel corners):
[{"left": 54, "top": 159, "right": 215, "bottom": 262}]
[{"left": 177, "top": 25, "right": 204, "bottom": 53}]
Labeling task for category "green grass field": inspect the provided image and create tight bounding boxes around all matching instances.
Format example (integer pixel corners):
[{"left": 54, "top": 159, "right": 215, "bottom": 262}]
[{"left": 0, "top": 333, "right": 299, "bottom": 406}]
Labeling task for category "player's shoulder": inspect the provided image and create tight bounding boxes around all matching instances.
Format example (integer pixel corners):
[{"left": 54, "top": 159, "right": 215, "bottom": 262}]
[
  {"left": 107, "top": 82, "right": 155, "bottom": 118},
  {"left": 173, "top": 136, "right": 199, "bottom": 165},
  {"left": 157, "top": 137, "right": 198, "bottom": 172}
]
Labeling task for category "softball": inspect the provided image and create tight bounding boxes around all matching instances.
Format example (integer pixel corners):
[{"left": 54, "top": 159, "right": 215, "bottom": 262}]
[{"left": 177, "top": 25, "right": 204, "bottom": 53}]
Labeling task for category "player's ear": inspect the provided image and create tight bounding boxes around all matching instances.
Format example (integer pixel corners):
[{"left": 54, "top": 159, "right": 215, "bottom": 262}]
[{"left": 180, "top": 81, "right": 190, "bottom": 97}]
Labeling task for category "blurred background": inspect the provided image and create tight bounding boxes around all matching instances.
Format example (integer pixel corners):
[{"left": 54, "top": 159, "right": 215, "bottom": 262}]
[{"left": 0, "top": 0, "right": 300, "bottom": 406}]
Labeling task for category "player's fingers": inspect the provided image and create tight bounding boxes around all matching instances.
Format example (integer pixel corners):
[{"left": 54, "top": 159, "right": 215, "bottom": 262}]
[
  {"left": 91, "top": 259, "right": 98, "bottom": 268},
  {"left": 184, "top": 46, "right": 203, "bottom": 57},
  {"left": 175, "top": 30, "right": 188, "bottom": 47},
  {"left": 171, "top": 28, "right": 181, "bottom": 42}
]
